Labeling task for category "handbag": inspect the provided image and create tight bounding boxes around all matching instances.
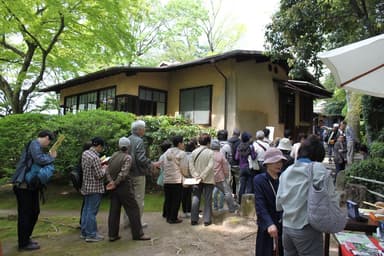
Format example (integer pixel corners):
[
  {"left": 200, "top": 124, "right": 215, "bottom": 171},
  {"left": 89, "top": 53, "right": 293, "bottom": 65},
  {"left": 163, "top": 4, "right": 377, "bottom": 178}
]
[
  {"left": 157, "top": 169, "right": 164, "bottom": 186},
  {"left": 307, "top": 163, "right": 347, "bottom": 233}
]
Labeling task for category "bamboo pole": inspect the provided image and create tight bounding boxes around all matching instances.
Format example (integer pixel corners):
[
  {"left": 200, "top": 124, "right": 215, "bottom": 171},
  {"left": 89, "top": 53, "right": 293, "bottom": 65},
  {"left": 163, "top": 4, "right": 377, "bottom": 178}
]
[{"left": 349, "top": 176, "right": 384, "bottom": 185}]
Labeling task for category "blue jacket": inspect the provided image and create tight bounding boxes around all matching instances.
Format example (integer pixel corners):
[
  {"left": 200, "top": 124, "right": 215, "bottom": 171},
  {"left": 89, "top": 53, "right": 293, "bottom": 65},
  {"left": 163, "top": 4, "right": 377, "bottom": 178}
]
[
  {"left": 253, "top": 172, "right": 282, "bottom": 231},
  {"left": 12, "top": 139, "right": 55, "bottom": 184}
]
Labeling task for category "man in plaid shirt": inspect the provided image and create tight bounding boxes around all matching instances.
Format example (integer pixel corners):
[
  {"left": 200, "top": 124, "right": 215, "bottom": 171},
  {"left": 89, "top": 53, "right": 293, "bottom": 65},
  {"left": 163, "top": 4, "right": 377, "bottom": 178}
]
[{"left": 80, "top": 137, "right": 106, "bottom": 242}]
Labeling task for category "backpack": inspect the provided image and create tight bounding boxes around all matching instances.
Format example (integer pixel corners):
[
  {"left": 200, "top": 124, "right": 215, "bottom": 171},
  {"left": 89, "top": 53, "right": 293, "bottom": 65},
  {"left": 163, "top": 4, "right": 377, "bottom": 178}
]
[
  {"left": 229, "top": 139, "right": 240, "bottom": 165},
  {"left": 70, "top": 165, "right": 83, "bottom": 192},
  {"left": 12, "top": 140, "right": 55, "bottom": 191},
  {"left": 307, "top": 163, "right": 347, "bottom": 233}
]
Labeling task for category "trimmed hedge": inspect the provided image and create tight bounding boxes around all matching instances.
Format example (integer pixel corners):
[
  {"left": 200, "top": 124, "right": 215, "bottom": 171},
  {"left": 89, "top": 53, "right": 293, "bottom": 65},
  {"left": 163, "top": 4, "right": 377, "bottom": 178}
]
[{"left": 0, "top": 110, "right": 215, "bottom": 184}]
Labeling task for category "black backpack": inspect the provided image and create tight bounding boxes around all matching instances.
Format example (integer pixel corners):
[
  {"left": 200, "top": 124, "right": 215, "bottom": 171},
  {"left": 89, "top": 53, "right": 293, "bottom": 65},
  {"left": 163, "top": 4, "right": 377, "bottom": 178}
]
[
  {"left": 70, "top": 165, "right": 83, "bottom": 192},
  {"left": 229, "top": 139, "right": 241, "bottom": 165}
]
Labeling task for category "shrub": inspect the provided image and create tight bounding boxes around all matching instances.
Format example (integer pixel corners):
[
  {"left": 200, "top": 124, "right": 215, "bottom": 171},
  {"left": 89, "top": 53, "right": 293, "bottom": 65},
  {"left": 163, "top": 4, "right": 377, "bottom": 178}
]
[
  {"left": 346, "top": 158, "right": 384, "bottom": 196},
  {"left": 369, "top": 141, "right": 384, "bottom": 158},
  {"left": 0, "top": 110, "right": 215, "bottom": 184},
  {"left": 0, "top": 113, "right": 57, "bottom": 181}
]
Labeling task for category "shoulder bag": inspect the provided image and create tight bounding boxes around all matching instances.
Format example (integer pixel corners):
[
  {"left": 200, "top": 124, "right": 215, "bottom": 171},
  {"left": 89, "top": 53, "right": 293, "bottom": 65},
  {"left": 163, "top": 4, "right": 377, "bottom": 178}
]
[{"left": 307, "top": 163, "right": 347, "bottom": 233}]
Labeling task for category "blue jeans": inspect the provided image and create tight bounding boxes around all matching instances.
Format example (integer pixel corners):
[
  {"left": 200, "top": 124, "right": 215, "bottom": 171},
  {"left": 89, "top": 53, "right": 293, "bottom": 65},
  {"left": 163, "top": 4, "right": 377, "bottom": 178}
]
[
  {"left": 239, "top": 168, "right": 253, "bottom": 204},
  {"left": 213, "top": 187, "right": 224, "bottom": 209},
  {"left": 81, "top": 193, "right": 102, "bottom": 238}
]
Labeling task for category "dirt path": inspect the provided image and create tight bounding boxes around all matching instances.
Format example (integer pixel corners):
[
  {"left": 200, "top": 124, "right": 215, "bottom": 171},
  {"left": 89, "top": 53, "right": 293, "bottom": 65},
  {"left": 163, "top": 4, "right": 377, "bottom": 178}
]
[{"left": 1, "top": 209, "right": 340, "bottom": 256}]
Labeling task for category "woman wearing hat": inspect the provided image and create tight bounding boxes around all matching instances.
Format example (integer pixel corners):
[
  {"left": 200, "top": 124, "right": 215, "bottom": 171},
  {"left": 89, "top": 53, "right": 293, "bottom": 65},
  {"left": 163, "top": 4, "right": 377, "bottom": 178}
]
[
  {"left": 277, "top": 138, "right": 294, "bottom": 172},
  {"left": 253, "top": 147, "right": 286, "bottom": 256}
]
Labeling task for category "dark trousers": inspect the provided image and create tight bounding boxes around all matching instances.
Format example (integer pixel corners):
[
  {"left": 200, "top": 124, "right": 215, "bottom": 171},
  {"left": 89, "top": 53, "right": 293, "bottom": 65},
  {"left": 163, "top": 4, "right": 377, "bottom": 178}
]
[
  {"left": 13, "top": 186, "right": 40, "bottom": 248},
  {"left": 255, "top": 227, "right": 283, "bottom": 256},
  {"left": 108, "top": 180, "right": 143, "bottom": 239},
  {"left": 181, "top": 186, "right": 192, "bottom": 213},
  {"left": 239, "top": 168, "right": 254, "bottom": 204},
  {"left": 164, "top": 183, "right": 182, "bottom": 222}
]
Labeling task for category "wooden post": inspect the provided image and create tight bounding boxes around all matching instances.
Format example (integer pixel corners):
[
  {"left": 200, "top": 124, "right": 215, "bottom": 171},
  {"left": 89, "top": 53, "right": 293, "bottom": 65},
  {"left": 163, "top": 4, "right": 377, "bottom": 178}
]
[{"left": 240, "top": 193, "right": 256, "bottom": 218}]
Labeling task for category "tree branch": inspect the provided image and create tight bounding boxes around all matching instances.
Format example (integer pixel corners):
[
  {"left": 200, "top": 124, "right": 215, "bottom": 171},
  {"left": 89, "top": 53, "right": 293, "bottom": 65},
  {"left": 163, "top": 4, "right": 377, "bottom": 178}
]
[
  {"left": 0, "top": 74, "right": 13, "bottom": 102},
  {"left": 25, "top": 13, "right": 65, "bottom": 99},
  {"left": 0, "top": 35, "right": 25, "bottom": 57}
]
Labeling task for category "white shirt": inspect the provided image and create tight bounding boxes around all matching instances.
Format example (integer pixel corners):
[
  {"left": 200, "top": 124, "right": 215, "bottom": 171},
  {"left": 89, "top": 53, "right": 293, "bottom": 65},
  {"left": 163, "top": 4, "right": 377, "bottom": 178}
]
[{"left": 253, "top": 140, "right": 270, "bottom": 161}]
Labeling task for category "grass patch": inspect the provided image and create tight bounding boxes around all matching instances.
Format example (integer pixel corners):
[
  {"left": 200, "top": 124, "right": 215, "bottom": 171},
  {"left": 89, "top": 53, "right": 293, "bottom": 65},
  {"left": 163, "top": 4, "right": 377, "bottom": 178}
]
[
  {"left": 0, "top": 184, "right": 164, "bottom": 212},
  {"left": 0, "top": 215, "right": 77, "bottom": 241}
]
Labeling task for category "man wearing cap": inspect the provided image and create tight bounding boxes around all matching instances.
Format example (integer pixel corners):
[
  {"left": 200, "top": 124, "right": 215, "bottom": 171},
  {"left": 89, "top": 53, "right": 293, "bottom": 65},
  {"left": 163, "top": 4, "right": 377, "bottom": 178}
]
[
  {"left": 253, "top": 148, "right": 285, "bottom": 256},
  {"left": 105, "top": 137, "right": 150, "bottom": 241},
  {"left": 80, "top": 137, "right": 106, "bottom": 242}
]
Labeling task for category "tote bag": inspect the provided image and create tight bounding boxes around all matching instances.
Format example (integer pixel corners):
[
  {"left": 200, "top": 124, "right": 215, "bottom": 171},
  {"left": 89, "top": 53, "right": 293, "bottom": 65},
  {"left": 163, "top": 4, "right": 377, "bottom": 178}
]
[{"left": 307, "top": 163, "right": 347, "bottom": 233}]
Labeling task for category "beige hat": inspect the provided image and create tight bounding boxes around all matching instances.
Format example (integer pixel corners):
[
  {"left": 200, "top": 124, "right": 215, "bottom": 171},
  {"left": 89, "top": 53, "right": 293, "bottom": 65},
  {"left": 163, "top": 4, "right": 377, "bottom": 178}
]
[
  {"left": 119, "top": 137, "right": 130, "bottom": 149},
  {"left": 263, "top": 148, "right": 287, "bottom": 165},
  {"left": 277, "top": 138, "right": 292, "bottom": 151}
]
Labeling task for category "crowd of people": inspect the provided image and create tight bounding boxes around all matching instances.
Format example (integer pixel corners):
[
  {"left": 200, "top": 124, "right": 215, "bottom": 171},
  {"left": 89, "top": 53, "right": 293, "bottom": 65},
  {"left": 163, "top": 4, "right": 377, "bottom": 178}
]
[{"left": 13, "top": 119, "right": 359, "bottom": 254}]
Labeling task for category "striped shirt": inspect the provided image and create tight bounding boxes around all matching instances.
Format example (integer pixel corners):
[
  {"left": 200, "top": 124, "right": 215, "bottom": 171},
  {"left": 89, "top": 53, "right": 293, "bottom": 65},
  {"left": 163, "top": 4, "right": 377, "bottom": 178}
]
[{"left": 81, "top": 148, "right": 105, "bottom": 195}]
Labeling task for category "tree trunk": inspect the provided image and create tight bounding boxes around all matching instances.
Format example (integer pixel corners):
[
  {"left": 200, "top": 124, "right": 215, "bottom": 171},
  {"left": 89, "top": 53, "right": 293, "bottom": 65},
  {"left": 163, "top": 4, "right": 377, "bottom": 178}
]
[{"left": 345, "top": 90, "right": 361, "bottom": 143}]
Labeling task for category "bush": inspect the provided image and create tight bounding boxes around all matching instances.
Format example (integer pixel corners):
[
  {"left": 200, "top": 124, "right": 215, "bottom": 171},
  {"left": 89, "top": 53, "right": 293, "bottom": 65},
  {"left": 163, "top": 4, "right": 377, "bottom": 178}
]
[
  {"left": 0, "top": 110, "right": 214, "bottom": 184},
  {"left": 369, "top": 141, "right": 384, "bottom": 158},
  {"left": 0, "top": 113, "right": 57, "bottom": 181},
  {"left": 346, "top": 158, "right": 384, "bottom": 195}
]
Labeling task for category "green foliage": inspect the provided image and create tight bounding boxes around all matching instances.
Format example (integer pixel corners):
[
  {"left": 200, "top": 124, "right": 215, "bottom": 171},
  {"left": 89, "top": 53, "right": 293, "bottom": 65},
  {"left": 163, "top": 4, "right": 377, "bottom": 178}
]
[
  {"left": 346, "top": 158, "right": 384, "bottom": 195},
  {"left": 45, "top": 110, "right": 136, "bottom": 175},
  {"left": 265, "top": 0, "right": 384, "bottom": 79},
  {"left": 141, "top": 115, "right": 215, "bottom": 159},
  {"left": 0, "top": 113, "right": 56, "bottom": 180},
  {"left": 0, "top": 111, "right": 214, "bottom": 182},
  {"left": 369, "top": 141, "right": 384, "bottom": 158},
  {"left": 0, "top": 0, "right": 142, "bottom": 114}
]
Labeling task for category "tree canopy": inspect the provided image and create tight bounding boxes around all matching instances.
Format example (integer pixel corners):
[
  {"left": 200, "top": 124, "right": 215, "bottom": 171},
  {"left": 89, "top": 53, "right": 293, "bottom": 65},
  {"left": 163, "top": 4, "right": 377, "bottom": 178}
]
[
  {"left": 0, "top": 0, "right": 244, "bottom": 115},
  {"left": 0, "top": 0, "right": 143, "bottom": 115},
  {"left": 265, "top": 0, "right": 384, "bottom": 142}
]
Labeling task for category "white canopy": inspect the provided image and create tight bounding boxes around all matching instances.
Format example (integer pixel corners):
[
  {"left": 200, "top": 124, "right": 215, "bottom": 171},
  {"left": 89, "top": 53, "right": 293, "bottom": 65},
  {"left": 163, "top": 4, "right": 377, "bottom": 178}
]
[{"left": 318, "top": 34, "right": 384, "bottom": 97}]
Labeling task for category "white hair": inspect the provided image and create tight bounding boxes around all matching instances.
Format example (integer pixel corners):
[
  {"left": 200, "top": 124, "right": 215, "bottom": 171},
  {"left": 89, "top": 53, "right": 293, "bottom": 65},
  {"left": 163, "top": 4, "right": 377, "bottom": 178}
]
[{"left": 131, "top": 120, "right": 146, "bottom": 133}]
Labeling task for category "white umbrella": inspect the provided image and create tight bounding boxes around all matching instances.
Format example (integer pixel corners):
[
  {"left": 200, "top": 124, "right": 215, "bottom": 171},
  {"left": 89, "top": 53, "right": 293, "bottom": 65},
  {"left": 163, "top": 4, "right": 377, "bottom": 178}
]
[{"left": 318, "top": 34, "right": 384, "bottom": 97}]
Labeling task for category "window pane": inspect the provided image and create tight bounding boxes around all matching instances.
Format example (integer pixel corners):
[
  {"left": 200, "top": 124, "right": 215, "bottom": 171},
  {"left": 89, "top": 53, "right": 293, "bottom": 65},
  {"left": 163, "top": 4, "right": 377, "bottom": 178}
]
[
  {"left": 159, "top": 92, "right": 166, "bottom": 102},
  {"left": 139, "top": 88, "right": 146, "bottom": 100},
  {"left": 145, "top": 90, "right": 152, "bottom": 101},
  {"left": 180, "top": 86, "right": 211, "bottom": 124},
  {"left": 153, "top": 91, "right": 159, "bottom": 102},
  {"left": 180, "top": 90, "right": 194, "bottom": 112},
  {"left": 157, "top": 102, "right": 165, "bottom": 115}
]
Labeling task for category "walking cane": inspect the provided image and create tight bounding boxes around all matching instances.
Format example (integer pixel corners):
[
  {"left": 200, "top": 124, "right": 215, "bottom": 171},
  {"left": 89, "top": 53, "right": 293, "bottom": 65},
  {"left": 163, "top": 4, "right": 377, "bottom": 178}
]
[{"left": 273, "top": 237, "right": 279, "bottom": 256}]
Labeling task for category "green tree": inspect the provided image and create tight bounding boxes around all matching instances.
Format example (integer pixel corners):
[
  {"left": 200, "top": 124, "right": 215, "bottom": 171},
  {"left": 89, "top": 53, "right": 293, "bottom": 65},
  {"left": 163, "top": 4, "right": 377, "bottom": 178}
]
[
  {"left": 135, "top": 0, "right": 245, "bottom": 65},
  {"left": 265, "top": 0, "right": 384, "bottom": 142},
  {"left": 0, "top": 0, "right": 142, "bottom": 115}
]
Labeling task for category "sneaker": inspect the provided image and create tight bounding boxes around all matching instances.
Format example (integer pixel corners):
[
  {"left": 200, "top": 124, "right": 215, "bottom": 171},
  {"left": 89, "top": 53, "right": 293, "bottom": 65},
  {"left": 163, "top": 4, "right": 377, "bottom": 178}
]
[
  {"left": 85, "top": 234, "right": 104, "bottom": 243},
  {"left": 142, "top": 222, "right": 148, "bottom": 228},
  {"left": 80, "top": 234, "right": 86, "bottom": 239}
]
